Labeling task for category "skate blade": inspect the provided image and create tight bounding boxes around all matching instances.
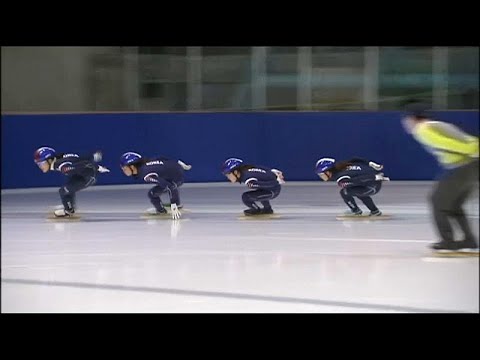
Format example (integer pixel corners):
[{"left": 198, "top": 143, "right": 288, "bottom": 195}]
[
  {"left": 140, "top": 213, "right": 188, "bottom": 220},
  {"left": 432, "top": 250, "right": 479, "bottom": 257},
  {"left": 151, "top": 206, "right": 191, "bottom": 213},
  {"left": 140, "top": 213, "right": 171, "bottom": 220},
  {"left": 238, "top": 214, "right": 282, "bottom": 220},
  {"left": 336, "top": 214, "right": 392, "bottom": 221},
  {"left": 46, "top": 214, "right": 82, "bottom": 221},
  {"left": 163, "top": 203, "right": 184, "bottom": 209}
]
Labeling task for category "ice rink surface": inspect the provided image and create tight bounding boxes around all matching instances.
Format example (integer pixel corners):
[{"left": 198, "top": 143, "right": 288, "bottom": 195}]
[{"left": 2, "top": 182, "right": 479, "bottom": 313}]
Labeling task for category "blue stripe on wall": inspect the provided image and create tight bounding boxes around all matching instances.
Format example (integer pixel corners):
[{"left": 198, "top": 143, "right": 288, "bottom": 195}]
[{"left": 2, "top": 111, "right": 478, "bottom": 188}]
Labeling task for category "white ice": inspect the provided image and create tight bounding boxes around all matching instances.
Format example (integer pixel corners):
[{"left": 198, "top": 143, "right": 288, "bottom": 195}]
[{"left": 1, "top": 182, "right": 479, "bottom": 313}]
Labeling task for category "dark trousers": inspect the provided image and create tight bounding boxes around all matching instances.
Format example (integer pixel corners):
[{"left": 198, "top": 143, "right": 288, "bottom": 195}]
[
  {"left": 340, "top": 182, "right": 382, "bottom": 212},
  {"left": 430, "top": 160, "right": 479, "bottom": 244},
  {"left": 148, "top": 179, "right": 183, "bottom": 211},
  {"left": 59, "top": 172, "right": 96, "bottom": 212},
  {"left": 242, "top": 186, "right": 281, "bottom": 209}
]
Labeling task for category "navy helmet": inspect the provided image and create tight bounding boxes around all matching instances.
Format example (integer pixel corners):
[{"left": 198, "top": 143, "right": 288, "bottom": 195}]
[
  {"left": 34, "top": 147, "right": 56, "bottom": 164},
  {"left": 120, "top": 152, "right": 142, "bottom": 167},
  {"left": 221, "top": 158, "right": 243, "bottom": 174},
  {"left": 315, "top": 157, "right": 336, "bottom": 174}
]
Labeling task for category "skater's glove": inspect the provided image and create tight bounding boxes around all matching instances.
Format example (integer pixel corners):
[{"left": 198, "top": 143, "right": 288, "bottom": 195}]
[
  {"left": 369, "top": 161, "right": 383, "bottom": 171},
  {"left": 98, "top": 165, "right": 110, "bottom": 173},
  {"left": 272, "top": 169, "right": 285, "bottom": 184},
  {"left": 93, "top": 151, "right": 103, "bottom": 162},
  {"left": 375, "top": 173, "right": 390, "bottom": 181},
  {"left": 178, "top": 160, "right": 192, "bottom": 171},
  {"left": 171, "top": 203, "right": 181, "bottom": 220}
]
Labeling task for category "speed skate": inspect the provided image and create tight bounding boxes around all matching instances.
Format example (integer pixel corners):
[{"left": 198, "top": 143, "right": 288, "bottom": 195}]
[
  {"left": 46, "top": 213, "right": 82, "bottom": 221},
  {"left": 238, "top": 213, "right": 282, "bottom": 220},
  {"left": 431, "top": 249, "right": 479, "bottom": 257},
  {"left": 140, "top": 212, "right": 173, "bottom": 220},
  {"left": 336, "top": 214, "right": 392, "bottom": 221}
]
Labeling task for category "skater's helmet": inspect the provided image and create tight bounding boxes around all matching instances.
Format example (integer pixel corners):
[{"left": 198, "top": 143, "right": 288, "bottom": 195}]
[
  {"left": 315, "top": 157, "right": 336, "bottom": 174},
  {"left": 120, "top": 152, "right": 142, "bottom": 166},
  {"left": 34, "top": 147, "right": 56, "bottom": 164},
  {"left": 221, "top": 158, "right": 243, "bottom": 174}
]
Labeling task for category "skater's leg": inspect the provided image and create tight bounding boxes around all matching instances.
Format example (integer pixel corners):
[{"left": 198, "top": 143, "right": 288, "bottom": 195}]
[
  {"left": 57, "top": 174, "right": 95, "bottom": 215},
  {"left": 242, "top": 190, "right": 262, "bottom": 214},
  {"left": 148, "top": 185, "right": 168, "bottom": 213},
  {"left": 350, "top": 183, "right": 382, "bottom": 214},
  {"left": 243, "top": 186, "right": 281, "bottom": 215},
  {"left": 340, "top": 188, "right": 362, "bottom": 214},
  {"left": 259, "top": 186, "right": 281, "bottom": 212},
  {"left": 165, "top": 180, "right": 182, "bottom": 206}
]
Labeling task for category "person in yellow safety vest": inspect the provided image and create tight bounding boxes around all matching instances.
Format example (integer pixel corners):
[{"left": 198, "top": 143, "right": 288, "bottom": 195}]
[{"left": 402, "top": 103, "right": 479, "bottom": 253}]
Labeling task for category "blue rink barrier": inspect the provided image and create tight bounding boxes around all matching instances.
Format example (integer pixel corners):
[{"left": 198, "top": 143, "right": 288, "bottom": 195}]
[{"left": 2, "top": 111, "right": 478, "bottom": 188}]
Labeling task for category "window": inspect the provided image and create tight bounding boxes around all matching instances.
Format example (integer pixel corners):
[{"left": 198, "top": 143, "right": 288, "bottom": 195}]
[
  {"left": 447, "top": 47, "right": 479, "bottom": 109},
  {"left": 378, "top": 47, "right": 433, "bottom": 110},
  {"left": 140, "top": 82, "right": 165, "bottom": 98},
  {"left": 202, "top": 47, "right": 251, "bottom": 56},
  {"left": 266, "top": 47, "right": 299, "bottom": 110}
]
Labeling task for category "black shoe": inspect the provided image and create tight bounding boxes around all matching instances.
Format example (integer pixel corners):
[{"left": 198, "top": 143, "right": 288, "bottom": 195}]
[
  {"left": 261, "top": 208, "right": 274, "bottom": 215},
  {"left": 457, "top": 239, "right": 479, "bottom": 252},
  {"left": 244, "top": 208, "right": 262, "bottom": 216},
  {"left": 430, "top": 241, "right": 460, "bottom": 251},
  {"left": 369, "top": 210, "right": 382, "bottom": 216}
]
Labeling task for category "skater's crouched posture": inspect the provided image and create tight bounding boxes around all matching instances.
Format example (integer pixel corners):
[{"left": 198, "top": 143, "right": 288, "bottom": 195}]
[
  {"left": 34, "top": 146, "right": 110, "bottom": 217},
  {"left": 315, "top": 157, "right": 390, "bottom": 216},
  {"left": 221, "top": 158, "right": 284, "bottom": 216},
  {"left": 120, "top": 152, "right": 191, "bottom": 220}
]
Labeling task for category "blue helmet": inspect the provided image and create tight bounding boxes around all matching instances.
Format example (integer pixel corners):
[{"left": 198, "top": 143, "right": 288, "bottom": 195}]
[
  {"left": 120, "top": 152, "right": 142, "bottom": 166},
  {"left": 221, "top": 158, "right": 243, "bottom": 174},
  {"left": 315, "top": 157, "right": 336, "bottom": 173},
  {"left": 34, "top": 147, "right": 56, "bottom": 163}
]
